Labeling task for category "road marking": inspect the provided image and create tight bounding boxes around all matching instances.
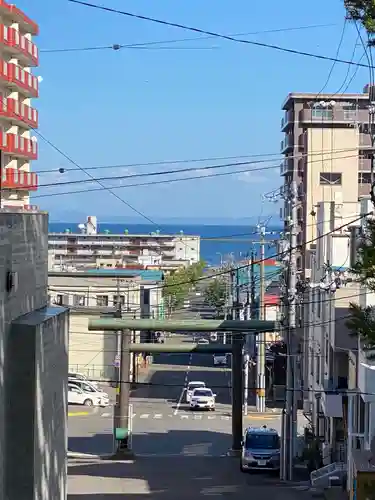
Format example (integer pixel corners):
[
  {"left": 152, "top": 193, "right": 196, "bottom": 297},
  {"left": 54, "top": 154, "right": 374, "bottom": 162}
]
[
  {"left": 245, "top": 414, "right": 280, "bottom": 420},
  {"left": 68, "top": 411, "right": 90, "bottom": 417},
  {"left": 101, "top": 412, "right": 111, "bottom": 417},
  {"left": 174, "top": 352, "right": 193, "bottom": 416},
  {"left": 140, "top": 414, "right": 149, "bottom": 419},
  {"left": 181, "top": 414, "right": 189, "bottom": 419},
  {"left": 154, "top": 414, "right": 163, "bottom": 419},
  {"left": 193, "top": 415, "right": 202, "bottom": 420}
]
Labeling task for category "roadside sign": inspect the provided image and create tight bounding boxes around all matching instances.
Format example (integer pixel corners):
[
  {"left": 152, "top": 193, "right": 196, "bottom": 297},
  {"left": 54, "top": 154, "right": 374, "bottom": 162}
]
[{"left": 114, "top": 354, "right": 120, "bottom": 367}]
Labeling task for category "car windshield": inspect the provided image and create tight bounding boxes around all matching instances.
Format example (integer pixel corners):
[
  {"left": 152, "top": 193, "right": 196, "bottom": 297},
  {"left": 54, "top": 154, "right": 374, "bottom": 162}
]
[
  {"left": 81, "top": 383, "right": 97, "bottom": 393},
  {"left": 188, "top": 383, "right": 205, "bottom": 391},
  {"left": 245, "top": 433, "right": 280, "bottom": 450},
  {"left": 69, "top": 373, "right": 85, "bottom": 380},
  {"left": 193, "top": 389, "right": 212, "bottom": 397}
]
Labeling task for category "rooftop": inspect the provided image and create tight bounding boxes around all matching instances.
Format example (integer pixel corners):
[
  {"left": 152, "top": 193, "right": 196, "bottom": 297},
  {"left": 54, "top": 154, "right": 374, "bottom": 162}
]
[
  {"left": 84, "top": 268, "right": 164, "bottom": 281},
  {"left": 282, "top": 91, "right": 369, "bottom": 110}
]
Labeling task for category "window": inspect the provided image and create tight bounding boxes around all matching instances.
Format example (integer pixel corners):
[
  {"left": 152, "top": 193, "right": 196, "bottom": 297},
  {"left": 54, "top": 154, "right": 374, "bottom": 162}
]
[
  {"left": 358, "top": 172, "right": 372, "bottom": 184},
  {"left": 319, "top": 173, "right": 342, "bottom": 185},
  {"left": 245, "top": 433, "right": 280, "bottom": 450},
  {"left": 316, "top": 354, "right": 320, "bottom": 385},
  {"left": 55, "top": 294, "right": 63, "bottom": 305},
  {"left": 96, "top": 295, "right": 108, "bottom": 306},
  {"left": 113, "top": 295, "right": 125, "bottom": 307},
  {"left": 73, "top": 295, "right": 86, "bottom": 306},
  {"left": 312, "top": 108, "right": 333, "bottom": 119}
]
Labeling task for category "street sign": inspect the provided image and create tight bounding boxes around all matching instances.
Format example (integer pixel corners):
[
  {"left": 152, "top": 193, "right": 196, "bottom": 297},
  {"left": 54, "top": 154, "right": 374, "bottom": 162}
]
[{"left": 114, "top": 354, "right": 120, "bottom": 367}]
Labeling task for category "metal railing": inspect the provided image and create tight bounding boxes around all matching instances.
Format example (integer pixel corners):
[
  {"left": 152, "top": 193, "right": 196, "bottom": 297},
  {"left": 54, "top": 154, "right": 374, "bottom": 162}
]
[{"left": 310, "top": 462, "right": 346, "bottom": 488}]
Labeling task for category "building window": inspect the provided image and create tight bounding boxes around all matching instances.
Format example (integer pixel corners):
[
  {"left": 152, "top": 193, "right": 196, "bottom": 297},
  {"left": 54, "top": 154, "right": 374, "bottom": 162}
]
[
  {"left": 55, "top": 294, "right": 63, "bottom": 305},
  {"left": 358, "top": 172, "right": 372, "bottom": 184},
  {"left": 312, "top": 108, "right": 333, "bottom": 119},
  {"left": 96, "top": 295, "right": 109, "bottom": 306},
  {"left": 316, "top": 354, "right": 320, "bottom": 385},
  {"left": 319, "top": 173, "right": 342, "bottom": 185},
  {"left": 73, "top": 295, "right": 86, "bottom": 306},
  {"left": 113, "top": 295, "right": 125, "bottom": 307}
]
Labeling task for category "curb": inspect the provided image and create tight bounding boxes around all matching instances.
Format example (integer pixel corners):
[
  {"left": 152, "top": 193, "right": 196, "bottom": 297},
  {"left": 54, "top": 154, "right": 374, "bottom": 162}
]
[{"left": 67, "top": 451, "right": 135, "bottom": 461}]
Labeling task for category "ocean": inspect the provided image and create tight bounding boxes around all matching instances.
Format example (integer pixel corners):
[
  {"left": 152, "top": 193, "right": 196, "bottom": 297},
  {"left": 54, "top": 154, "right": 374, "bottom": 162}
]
[{"left": 48, "top": 222, "right": 281, "bottom": 265}]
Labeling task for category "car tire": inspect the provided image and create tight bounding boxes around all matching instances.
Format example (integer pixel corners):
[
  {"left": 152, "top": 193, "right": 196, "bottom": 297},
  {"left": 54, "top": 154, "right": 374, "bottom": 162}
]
[{"left": 83, "top": 399, "right": 93, "bottom": 407}]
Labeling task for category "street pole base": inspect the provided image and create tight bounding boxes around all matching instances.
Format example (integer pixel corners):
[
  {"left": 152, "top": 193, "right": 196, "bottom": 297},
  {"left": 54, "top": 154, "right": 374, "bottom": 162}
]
[
  {"left": 226, "top": 448, "right": 241, "bottom": 457},
  {"left": 110, "top": 448, "right": 136, "bottom": 460}
]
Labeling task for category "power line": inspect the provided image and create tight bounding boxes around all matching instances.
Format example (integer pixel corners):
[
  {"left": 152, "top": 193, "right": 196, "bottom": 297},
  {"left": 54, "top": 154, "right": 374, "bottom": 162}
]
[
  {"left": 40, "top": 23, "right": 337, "bottom": 54},
  {"left": 66, "top": 0, "right": 375, "bottom": 69},
  {"left": 34, "top": 151, "right": 360, "bottom": 197},
  {"left": 35, "top": 146, "right": 360, "bottom": 176}
]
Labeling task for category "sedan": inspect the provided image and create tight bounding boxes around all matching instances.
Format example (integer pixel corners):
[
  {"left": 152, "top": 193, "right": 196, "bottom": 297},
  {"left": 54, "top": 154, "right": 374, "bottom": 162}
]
[{"left": 190, "top": 388, "right": 216, "bottom": 411}]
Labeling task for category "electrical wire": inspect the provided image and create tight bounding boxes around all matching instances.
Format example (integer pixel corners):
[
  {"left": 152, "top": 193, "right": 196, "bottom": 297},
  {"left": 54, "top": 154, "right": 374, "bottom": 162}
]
[
  {"left": 34, "top": 151, "right": 360, "bottom": 198},
  {"left": 66, "top": 0, "right": 375, "bottom": 69},
  {"left": 40, "top": 23, "right": 337, "bottom": 54}
]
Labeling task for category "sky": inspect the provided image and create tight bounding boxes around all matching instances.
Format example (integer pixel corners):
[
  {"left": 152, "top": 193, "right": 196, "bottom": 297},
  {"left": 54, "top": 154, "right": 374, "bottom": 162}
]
[{"left": 18, "top": 0, "right": 371, "bottom": 222}]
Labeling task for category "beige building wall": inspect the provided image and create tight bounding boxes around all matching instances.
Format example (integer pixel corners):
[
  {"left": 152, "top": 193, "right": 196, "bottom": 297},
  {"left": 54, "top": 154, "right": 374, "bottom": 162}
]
[
  {"left": 68, "top": 313, "right": 117, "bottom": 381},
  {"left": 305, "top": 127, "right": 360, "bottom": 245}
]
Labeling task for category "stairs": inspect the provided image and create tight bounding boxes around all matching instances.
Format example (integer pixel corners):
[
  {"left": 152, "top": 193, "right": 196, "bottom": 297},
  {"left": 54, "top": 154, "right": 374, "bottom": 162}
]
[{"left": 310, "top": 462, "right": 346, "bottom": 489}]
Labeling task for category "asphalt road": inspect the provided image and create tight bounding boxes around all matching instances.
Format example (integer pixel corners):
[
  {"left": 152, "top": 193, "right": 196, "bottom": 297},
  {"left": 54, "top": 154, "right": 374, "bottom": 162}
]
[
  {"left": 68, "top": 455, "right": 315, "bottom": 499},
  {"left": 68, "top": 334, "right": 284, "bottom": 458}
]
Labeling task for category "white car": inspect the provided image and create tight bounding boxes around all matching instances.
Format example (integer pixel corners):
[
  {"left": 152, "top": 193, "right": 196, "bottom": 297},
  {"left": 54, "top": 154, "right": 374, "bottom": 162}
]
[
  {"left": 68, "top": 383, "right": 106, "bottom": 407},
  {"left": 190, "top": 388, "right": 216, "bottom": 411},
  {"left": 186, "top": 381, "right": 206, "bottom": 402},
  {"left": 213, "top": 354, "right": 227, "bottom": 366},
  {"left": 197, "top": 338, "right": 209, "bottom": 345},
  {"left": 68, "top": 381, "right": 110, "bottom": 407},
  {"left": 69, "top": 372, "right": 99, "bottom": 389}
]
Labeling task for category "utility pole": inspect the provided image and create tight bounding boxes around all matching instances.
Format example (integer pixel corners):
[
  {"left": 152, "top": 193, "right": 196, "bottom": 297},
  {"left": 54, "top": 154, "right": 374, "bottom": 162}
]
[
  {"left": 115, "top": 328, "right": 132, "bottom": 456},
  {"left": 282, "top": 180, "right": 298, "bottom": 481},
  {"left": 256, "top": 227, "right": 266, "bottom": 413}
]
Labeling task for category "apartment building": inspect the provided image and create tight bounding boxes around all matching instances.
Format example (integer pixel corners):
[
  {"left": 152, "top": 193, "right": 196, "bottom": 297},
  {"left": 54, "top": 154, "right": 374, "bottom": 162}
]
[
  {"left": 280, "top": 88, "right": 373, "bottom": 275},
  {"left": 304, "top": 198, "right": 375, "bottom": 491},
  {"left": 0, "top": 1, "right": 39, "bottom": 209},
  {"left": 48, "top": 231, "right": 200, "bottom": 271}
]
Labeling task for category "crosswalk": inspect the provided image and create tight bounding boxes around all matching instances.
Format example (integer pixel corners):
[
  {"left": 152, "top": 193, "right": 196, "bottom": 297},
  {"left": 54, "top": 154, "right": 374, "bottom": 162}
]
[{"left": 100, "top": 411, "right": 233, "bottom": 421}]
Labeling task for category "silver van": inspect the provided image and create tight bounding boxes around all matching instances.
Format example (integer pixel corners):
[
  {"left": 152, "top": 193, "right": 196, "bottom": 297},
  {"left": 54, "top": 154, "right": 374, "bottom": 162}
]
[{"left": 240, "top": 426, "right": 281, "bottom": 473}]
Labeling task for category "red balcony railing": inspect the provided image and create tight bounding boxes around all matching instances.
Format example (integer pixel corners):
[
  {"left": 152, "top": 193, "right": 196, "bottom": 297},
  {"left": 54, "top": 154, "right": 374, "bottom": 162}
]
[
  {"left": 1, "top": 167, "right": 38, "bottom": 190},
  {"left": 0, "top": 60, "right": 38, "bottom": 97},
  {"left": 0, "top": 25, "right": 38, "bottom": 66},
  {"left": 0, "top": 0, "right": 38, "bottom": 35},
  {"left": 0, "top": 97, "right": 38, "bottom": 128},
  {"left": 0, "top": 131, "right": 37, "bottom": 159}
]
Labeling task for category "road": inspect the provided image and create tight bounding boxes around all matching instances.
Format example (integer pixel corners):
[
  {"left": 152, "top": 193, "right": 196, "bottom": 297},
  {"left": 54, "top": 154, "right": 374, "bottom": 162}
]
[{"left": 68, "top": 334, "right": 312, "bottom": 497}]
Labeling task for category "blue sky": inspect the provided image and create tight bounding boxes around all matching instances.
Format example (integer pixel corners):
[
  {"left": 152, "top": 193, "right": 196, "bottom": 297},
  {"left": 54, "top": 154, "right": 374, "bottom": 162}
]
[{"left": 19, "top": 0, "right": 369, "bottom": 221}]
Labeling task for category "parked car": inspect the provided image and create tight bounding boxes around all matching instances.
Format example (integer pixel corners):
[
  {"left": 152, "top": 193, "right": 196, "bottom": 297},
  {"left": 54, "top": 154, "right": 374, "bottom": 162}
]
[
  {"left": 189, "top": 388, "right": 216, "bottom": 411},
  {"left": 240, "top": 425, "right": 281, "bottom": 473},
  {"left": 68, "top": 383, "right": 105, "bottom": 407},
  {"left": 68, "top": 380, "right": 110, "bottom": 407},
  {"left": 68, "top": 372, "right": 99, "bottom": 389}
]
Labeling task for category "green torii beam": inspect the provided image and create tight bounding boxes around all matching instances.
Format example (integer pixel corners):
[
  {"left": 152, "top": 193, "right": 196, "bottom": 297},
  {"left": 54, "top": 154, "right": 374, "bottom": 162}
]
[{"left": 88, "top": 318, "right": 276, "bottom": 333}]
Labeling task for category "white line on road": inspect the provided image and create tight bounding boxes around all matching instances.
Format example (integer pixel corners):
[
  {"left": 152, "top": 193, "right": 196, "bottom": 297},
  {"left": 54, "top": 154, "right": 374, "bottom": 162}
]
[
  {"left": 154, "top": 414, "right": 162, "bottom": 419},
  {"left": 174, "top": 352, "right": 193, "bottom": 416},
  {"left": 140, "top": 414, "right": 149, "bottom": 419}
]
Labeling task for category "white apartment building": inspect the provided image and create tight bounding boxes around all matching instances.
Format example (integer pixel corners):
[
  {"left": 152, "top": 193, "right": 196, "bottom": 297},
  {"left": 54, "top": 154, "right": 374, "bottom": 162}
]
[
  {"left": 0, "top": 1, "right": 39, "bottom": 209},
  {"left": 280, "top": 89, "right": 372, "bottom": 276},
  {"left": 305, "top": 198, "right": 375, "bottom": 491},
  {"left": 48, "top": 216, "right": 200, "bottom": 271}
]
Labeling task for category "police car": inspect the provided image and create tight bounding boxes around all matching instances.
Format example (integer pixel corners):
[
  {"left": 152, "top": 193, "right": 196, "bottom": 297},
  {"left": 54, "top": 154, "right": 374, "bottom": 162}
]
[{"left": 240, "top": 425, "right": 281, "bottom": 473}]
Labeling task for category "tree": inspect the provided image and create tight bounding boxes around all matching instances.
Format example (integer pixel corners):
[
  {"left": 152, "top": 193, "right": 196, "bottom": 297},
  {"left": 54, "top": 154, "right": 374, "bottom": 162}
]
[
  {"left": 162, "top": 260, "right": 206, "bottom": 315},
  {"left": 346, "top": 218, "right": 375, "bottom": 353},
  {"left": 203, "top": 277, "right": 227, "bottom": 317},
  {"left": 344, "top": 1, "right": 375, "bottom": 33}
]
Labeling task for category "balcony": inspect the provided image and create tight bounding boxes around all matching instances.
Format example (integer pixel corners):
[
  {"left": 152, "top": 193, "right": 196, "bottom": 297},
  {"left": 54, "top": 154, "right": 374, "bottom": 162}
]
[
  {"left": 280, "top": 157, "right": 293, "bottom": 175},
  {"left": 0, "top": 132, "right": 37, "bottom": 159},
  {"left": 0, "top": 60, "right": 38, "bottom": 97},
  {"left": 280, "top": 135, "right": 294, "bottom": 153},
  {"left": 0, "top": 25, "right": 38, "bottom": 66},
  {"left": 299, "top": 107, "right": 368, "bottom": 124},
  {"left": 281, "top": 110, "right": 294, "bottom": 131},
  {"left": 359, "top": 133, "right": 372, "bottom": 148},
  {"left": 359, "top": 158, "right": 372, "bottom": 171},
  {"left": 0, "top": 0, "right": 38, "bottom": 35},
  {"left": 1, "top": 167, "right": 38, "bottom": 190},
  {"left": 0, "top": 97, "right": 38, "bottom": 128}
]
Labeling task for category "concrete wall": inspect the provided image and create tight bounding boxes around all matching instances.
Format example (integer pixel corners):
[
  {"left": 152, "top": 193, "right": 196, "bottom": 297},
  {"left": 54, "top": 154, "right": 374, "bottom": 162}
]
[{"left": 0, "top": 211, "right": 69, "bottom": 500}]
